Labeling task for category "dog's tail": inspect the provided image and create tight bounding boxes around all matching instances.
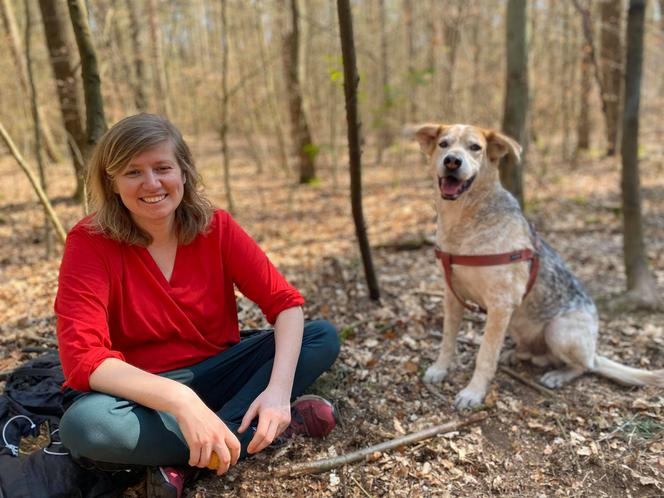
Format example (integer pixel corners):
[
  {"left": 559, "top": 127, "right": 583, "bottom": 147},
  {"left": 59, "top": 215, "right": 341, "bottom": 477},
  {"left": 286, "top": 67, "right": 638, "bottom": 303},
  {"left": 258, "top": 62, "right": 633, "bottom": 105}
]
[{"left": 593, "top": 355, "right": 664, "bottom": 387}]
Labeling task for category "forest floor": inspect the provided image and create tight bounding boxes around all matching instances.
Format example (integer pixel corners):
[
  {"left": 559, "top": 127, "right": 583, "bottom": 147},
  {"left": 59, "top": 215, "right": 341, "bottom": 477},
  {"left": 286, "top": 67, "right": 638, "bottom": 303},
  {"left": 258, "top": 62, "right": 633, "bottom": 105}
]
[{"left": 1, "top": 136, "right": 663, "bottom": 497}]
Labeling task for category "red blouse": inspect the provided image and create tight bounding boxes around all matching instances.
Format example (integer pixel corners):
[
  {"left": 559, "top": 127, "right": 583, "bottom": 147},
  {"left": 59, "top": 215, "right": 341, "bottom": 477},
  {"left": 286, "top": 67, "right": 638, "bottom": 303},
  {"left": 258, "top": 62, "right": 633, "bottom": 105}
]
[{"left": 55, "top": 209, "right": 304, "bottom": 391}]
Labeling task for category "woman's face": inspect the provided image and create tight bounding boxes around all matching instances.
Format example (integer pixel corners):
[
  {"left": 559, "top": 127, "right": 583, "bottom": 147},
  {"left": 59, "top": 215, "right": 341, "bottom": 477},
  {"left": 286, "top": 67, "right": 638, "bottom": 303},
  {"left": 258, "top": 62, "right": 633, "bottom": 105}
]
[{"left": 112, "top": 141, "right": 185, "bottom": 234}]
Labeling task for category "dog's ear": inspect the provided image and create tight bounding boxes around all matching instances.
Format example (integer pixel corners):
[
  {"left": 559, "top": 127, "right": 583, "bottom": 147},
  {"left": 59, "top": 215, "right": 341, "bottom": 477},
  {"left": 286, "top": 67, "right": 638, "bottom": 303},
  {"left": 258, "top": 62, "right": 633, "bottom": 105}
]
[
  {"left": 409, "top": 123, "right": 445, "bottom": 156},
  {"left": 484, "top": 130, "right": 522, "bottom": 164}
]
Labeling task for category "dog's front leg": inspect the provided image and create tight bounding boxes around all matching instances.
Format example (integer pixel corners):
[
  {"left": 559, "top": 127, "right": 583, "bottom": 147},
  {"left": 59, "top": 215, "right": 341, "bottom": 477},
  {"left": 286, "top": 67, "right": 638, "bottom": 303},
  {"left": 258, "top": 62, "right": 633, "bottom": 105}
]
[
  {"left": 423, "top": 290, "right": 465, "bottom": 384},
  {"left": 455, "top": 307, "right": 513, "bottom": 409}
]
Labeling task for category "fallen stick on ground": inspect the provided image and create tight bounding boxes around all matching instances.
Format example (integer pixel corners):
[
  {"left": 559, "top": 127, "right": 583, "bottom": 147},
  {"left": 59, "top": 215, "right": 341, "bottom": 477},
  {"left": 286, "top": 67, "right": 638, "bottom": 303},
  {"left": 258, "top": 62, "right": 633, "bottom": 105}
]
[
  {"left": 499, "top": 365, "right": 556, "bottom": 398},
  {"left": 273, "top": 411, "right": 488, "bottom": 477}
]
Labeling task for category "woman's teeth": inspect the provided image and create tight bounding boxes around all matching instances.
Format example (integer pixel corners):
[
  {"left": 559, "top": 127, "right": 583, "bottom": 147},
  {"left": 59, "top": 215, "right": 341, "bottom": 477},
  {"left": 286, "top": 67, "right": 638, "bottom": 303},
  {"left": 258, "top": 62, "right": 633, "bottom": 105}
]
[{"left": 142, "top": 194, "right": 166, "bottom": 204}]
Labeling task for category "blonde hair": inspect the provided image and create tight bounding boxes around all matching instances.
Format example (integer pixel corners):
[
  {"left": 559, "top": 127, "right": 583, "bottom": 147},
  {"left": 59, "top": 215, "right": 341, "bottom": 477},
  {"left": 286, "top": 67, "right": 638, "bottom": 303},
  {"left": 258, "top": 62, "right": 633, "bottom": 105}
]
[{"left": 87, "top": 114, "right": 213, "bottom": 246}]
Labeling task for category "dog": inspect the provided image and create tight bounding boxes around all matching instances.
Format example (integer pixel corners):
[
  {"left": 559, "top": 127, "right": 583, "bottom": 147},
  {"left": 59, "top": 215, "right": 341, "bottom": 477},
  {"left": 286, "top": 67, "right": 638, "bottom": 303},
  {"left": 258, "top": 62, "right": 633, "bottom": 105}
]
[{"left": 412, "top": 123, "right": 664, "bottom": 410}]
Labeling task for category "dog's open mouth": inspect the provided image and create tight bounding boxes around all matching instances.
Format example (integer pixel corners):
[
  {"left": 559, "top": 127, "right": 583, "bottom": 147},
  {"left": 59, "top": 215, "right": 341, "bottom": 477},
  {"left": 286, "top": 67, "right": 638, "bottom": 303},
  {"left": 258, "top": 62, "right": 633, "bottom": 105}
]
[{"left": 439, "top": 175, "right": 476, "bottom": 200}]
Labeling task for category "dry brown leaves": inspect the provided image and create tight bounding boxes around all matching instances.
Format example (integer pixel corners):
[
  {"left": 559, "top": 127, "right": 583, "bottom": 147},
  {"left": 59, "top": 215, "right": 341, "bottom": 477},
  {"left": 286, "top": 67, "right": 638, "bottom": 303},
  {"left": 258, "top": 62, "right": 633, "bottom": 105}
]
[{"left": 1, "top": 139, "right": 663, "bottom": 497}]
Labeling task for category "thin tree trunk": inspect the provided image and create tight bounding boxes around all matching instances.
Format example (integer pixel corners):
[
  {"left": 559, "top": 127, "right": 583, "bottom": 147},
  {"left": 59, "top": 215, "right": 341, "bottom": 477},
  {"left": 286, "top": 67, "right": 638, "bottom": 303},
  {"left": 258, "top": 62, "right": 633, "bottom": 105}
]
[
  {"left": 125, "top": 0, "right": 147, "bottom": 111},
  {"left": 39, "top": 0, "right": 88, "bottom": 201},
  {"left": 500, "top": 0, "right": 528, "bottom": 208},
  {"left": 600, "top": 0, "right": 623, "bottom": 156},
  {"left": 67, "top": 0, "right": 108, "bottom": 150},
  {"left": 403, "top": 0, "right": 416, "bottom": 120},
  {"left": 0, "top": 0, "right": 61, "bottom": 164},
  {"left": 147, "top": 0, "right": 171, "bottom": 118},
  {"left": 282, "top": 0, "right": 317, "bottom": 184},
  {"left": 25, "top": 0, "right": 52, "bottom": 257},
  {"left": 252, "top": 0, "right": 289, "bottom": 173},
  {"left": 375, "top": 0, "right": 391, "bottom": 165},
  {"left": 617, "top": 0, "right": 660, "bottom": 309},
  {"left": 337, "top": 0, "right": 380, "bottom": 301},
  {"left": 577, "top": 2, "right": 593, "bottom": 154},
  {"left": 219, "top": 0, "right": 234, "bottom": 214}
]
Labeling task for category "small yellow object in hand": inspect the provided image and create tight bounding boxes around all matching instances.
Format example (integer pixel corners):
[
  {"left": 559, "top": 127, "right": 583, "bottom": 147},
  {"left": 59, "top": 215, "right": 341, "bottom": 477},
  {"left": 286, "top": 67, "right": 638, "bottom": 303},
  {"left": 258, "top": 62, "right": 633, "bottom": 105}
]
[{"left": 207, "top": 452, "right": 220, "bottom": 470}]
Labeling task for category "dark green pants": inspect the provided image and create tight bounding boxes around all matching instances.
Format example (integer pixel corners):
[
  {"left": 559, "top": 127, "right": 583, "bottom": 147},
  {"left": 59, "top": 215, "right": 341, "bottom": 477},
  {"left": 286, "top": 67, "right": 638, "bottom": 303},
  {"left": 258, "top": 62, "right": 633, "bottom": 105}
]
[{"left": 59, "top": 320, "right": 339, "bottom": 466}]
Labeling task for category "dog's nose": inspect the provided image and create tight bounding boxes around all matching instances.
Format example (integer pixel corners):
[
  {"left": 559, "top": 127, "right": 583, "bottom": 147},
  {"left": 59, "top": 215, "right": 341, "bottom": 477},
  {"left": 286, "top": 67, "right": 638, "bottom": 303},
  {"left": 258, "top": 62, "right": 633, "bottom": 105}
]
[{"left": 443, "top": 154, "right": 463, "bottom": 170}]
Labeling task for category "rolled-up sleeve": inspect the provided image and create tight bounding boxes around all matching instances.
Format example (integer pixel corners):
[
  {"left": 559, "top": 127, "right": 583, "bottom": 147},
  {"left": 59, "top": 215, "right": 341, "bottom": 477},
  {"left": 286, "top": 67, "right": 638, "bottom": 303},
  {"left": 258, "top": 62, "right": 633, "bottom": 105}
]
[
  {"left": 220, "top": 212, "right": 304, "bottom": 324},
  {"left": 54, "top": 228, "right": 125, "bottom": 391}
]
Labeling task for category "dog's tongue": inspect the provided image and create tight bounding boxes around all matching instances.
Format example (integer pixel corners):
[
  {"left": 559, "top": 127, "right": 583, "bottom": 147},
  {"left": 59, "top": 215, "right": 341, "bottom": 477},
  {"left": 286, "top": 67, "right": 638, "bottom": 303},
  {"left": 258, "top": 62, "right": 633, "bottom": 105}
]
[{"left": 441, "top": 177, "right": 463, "bottom": 196}]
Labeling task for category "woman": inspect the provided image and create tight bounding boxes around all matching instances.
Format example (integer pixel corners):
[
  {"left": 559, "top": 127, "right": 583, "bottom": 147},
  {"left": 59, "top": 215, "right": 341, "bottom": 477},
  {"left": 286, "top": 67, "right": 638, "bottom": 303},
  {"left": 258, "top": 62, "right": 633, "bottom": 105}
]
[{"left": 55, "top": 114, "right": 340, "bottom": 497}]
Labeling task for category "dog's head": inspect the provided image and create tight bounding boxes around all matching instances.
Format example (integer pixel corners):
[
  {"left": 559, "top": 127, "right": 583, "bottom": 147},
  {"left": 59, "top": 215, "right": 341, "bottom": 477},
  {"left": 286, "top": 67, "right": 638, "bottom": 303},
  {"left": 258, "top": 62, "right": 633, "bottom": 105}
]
[{"left": 412, "top": 124, "right": 521, "bottom": 201}]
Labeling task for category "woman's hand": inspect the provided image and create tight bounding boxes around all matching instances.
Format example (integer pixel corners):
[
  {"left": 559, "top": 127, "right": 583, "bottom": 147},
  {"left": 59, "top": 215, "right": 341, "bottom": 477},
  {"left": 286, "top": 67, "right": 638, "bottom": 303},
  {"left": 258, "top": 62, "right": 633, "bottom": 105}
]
[
  {"left": 172, "top": 388, "right": 241, "bottom": 475},
  {"left": 238, "top": 385, "right": 291, "bottom": 454}
]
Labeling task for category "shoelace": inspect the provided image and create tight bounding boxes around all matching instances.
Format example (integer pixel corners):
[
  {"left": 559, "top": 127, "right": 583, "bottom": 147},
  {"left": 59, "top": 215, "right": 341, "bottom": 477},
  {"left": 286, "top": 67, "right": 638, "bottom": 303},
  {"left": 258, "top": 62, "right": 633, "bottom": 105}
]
[{"left": 43, "top": 428, "right": 69, "bottom": 456}]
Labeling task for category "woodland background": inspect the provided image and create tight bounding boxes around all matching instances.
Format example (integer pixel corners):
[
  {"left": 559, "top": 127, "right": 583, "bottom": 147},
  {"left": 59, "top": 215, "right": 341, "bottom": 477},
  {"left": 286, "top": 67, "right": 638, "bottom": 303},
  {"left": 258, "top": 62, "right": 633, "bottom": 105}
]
[{"left": 1, "top": 0, "right": 664, "bottom": 496}]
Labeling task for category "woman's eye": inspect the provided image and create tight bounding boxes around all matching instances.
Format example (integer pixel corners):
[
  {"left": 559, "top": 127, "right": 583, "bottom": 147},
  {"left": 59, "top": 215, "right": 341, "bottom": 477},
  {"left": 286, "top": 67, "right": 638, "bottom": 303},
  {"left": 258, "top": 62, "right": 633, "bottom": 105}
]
[
  {"left": 124, "top": 170, "right": 139, "bottom": 176},
  {"left": 469, "top": 143, "right": 482, "bottom": 151},
  {"left": 438, "top": 140, "right": 449, "bottom": 148}
]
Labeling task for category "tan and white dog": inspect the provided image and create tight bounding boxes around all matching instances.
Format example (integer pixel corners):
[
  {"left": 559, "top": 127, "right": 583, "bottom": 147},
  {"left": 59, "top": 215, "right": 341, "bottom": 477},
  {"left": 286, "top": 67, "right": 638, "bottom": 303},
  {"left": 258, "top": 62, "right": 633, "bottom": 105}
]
[{"left": 413, "top": 123, "right": 664, "bottom": 410}]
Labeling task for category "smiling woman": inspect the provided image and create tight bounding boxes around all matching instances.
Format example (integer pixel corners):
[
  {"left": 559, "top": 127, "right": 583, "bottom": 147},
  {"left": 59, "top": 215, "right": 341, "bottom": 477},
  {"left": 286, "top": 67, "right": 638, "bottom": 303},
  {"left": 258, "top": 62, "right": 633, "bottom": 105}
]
[{"left": 54, "top": 114, "right": 340, "bottom": 497}]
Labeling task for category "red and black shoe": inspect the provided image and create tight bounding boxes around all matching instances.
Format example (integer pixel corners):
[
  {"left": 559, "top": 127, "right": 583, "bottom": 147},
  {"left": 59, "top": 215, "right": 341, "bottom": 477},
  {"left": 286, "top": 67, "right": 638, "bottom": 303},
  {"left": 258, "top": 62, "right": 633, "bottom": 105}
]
[
  {"left": 282, "top": 395, "right": 338, "bottom": 439},
  {"left": 146, "top": 466, "right": 200, "bottom": 498}
]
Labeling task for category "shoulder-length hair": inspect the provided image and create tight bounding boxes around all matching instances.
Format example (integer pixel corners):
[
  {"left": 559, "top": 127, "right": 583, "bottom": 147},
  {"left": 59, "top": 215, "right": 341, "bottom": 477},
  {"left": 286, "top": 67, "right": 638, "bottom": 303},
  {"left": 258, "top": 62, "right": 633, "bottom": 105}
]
[{"left": 87, "top": 114, "right": 214, "bottom": 246}]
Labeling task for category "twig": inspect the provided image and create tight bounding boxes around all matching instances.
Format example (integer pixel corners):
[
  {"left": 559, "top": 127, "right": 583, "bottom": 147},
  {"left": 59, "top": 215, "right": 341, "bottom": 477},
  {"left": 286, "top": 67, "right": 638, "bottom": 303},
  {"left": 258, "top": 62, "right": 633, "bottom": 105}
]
[
  {"left": 350, "top": 476, "right": 373, "bottom": 498},
  {"left": 272, "top": 411, "right": 488, "bottom": 477},
  {"left": 421, "top": 381, "right": 446, "bottom": 402},
  {"left": 498, "top": 365, "right": 556, "bottom": 398}
]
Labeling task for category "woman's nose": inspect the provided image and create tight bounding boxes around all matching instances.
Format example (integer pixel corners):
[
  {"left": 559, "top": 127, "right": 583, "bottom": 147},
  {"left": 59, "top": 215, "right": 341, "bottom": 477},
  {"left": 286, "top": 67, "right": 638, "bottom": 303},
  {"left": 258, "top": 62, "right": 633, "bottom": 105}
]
[{"left": 142, "top": 170, "right": 160, "bottom": 188}]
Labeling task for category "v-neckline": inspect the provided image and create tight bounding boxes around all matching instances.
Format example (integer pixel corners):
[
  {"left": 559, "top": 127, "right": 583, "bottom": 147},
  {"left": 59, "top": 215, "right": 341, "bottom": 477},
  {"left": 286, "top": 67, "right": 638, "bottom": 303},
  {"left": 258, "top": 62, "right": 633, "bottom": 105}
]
[{"left": 140, "top": 244, "right": 180, "bottom": 288}]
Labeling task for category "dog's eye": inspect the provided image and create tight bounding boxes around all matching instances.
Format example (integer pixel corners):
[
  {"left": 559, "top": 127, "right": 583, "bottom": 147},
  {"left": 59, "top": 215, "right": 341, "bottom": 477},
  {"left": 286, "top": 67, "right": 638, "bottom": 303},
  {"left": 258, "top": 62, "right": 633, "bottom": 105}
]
[
  {"left": 438, "top": 140, "right": 449, "bottom": 148},
  {"left": 469, "top": 143, "right": 482, "bottom": 151}
]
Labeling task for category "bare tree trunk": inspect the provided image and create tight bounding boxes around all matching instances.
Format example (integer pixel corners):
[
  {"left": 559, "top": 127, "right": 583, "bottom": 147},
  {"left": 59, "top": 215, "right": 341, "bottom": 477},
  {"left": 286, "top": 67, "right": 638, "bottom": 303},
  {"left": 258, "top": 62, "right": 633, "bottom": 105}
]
[
  {"left": 25, "top": 0, "right": 52, "bottom": 257},
  {"left": 337, "top": 0, "right": 380, "bottom": 301},
  {"left": 577, "top": 2, "right": 593, "bottom": 154},
  {"left": 600, "top": 0, "right": 623, "bottom": 156},
  {"left": 281, "top": 0, "right": 317, "bottom": 184},
  {"left": 500, "top": 0, "right": 528, "bottom": 209},
  {"left": 616, "top": 0, "right": 661, "bottom": 310},
  {"left": 252, "top": 0, "right": 289, "bottom": 173},
  {"left": 0, "top": 0, "right": 61, "bottom": 163},
  {"left": 442, "top": 2, "right": 462, "bottom": 118},
  {"left": 403, "top": 0, "right": 416, "bottom": 120},
  {"left": 67, "top": 0, "right": 108, "bottom": 149},
  {"left": 125, "top": 0, "right": 148, "bottom": 111},
  {"left": 38, "top": 0, "right": 88, "bottom": 201},
  {"left": 219, "top": 0, "right": 234, "bottom": 214},
  {"left": 375, "top": 0, "right": 391, "bottom": 165},
  {"left": 147, "top": 0, "right": 171, "bottom": 118}
]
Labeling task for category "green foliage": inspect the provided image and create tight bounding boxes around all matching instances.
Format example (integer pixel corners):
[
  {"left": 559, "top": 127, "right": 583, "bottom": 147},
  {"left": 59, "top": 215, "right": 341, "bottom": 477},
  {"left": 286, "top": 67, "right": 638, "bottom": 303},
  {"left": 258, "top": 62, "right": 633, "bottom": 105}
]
[
  {"left": 618, "top": 415, "right": 664, "bottom": 441},
  {"left": 338, "top": 326, "right": 356, "bottom": 343},
  {"left": 302, "top": 143, "right": 320, "bottom": 161}
]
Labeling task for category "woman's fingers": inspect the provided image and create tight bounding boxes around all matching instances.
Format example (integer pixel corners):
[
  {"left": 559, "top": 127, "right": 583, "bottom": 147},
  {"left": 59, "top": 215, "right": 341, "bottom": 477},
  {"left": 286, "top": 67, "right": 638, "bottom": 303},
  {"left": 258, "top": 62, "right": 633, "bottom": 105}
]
[
  {"left": 213, "top": 443, "right": 232, "bottom": 475},
  {"left": 238, "top": 402, "right": 258, "bottom": 433}
]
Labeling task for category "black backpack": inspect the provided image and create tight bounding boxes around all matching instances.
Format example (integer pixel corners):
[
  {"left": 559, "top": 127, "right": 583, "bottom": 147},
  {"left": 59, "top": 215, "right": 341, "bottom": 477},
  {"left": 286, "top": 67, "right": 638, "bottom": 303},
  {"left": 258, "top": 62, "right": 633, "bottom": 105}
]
[{"left": 0, "top": 353, "right": 139, "bottom": 497}]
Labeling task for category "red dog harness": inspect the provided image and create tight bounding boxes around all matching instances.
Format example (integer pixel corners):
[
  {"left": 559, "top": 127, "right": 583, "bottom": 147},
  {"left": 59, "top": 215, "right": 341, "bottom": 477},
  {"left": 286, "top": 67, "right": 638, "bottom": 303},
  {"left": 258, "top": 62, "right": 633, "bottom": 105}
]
[{"left": 434, "top": 236, "right": 541, "bottom": 314}]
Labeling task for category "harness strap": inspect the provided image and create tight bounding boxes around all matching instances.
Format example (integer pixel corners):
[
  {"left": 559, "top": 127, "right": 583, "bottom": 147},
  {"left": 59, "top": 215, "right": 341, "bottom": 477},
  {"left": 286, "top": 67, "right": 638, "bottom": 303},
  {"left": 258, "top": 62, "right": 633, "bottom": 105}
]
[{"left": 434, "top": 243, "right": 540, "bottom": 313}]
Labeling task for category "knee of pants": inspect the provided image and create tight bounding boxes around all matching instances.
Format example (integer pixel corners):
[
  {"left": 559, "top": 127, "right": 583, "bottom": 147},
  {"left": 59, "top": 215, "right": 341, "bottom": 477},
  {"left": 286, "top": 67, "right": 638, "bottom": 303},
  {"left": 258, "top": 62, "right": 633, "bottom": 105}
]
[
  {"left": 305, "top": 320, "right": 341, "bottom": 368},
  {"left": 60, "top": 394, "right": 138, "bottom": 461}
]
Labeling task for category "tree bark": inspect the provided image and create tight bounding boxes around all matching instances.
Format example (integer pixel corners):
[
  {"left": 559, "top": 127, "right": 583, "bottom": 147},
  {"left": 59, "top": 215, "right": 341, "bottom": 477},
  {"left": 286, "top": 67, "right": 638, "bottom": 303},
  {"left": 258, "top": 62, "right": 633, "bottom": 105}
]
[
  {"left": 125, "top": 0, "right": 148, "bottom": 111},
  {"left": 600, "top": 0, "right": 623, "bottom": 156},
  {"left": 499, "top": 0, "right": 528, "bottom": 209},
  {"left": 38, "top": 0, "right": 88, "bottom": 200},
  {"left": 67, "top": 0, "right": 108, "bottom": 152},
  {"left": 219, "top": 0, "right": 234, "bottom": 214},
  {"left": 147, "top": 0, "right": 171, "bottom": 118},
  {"left": 617, "top": 0, "right": 660, "bottom": 309},
  {"left": 337, "top": 0, "right": 380, "bottom": 301},
  {"left": 577, "top": 10, "right": 593, "bottom": 153},
  {"left": 25, "top": 0, "right": 52, "bottom": 256},
  {"left": 281, "top": 0, "right": 317, "bottom": 184}
]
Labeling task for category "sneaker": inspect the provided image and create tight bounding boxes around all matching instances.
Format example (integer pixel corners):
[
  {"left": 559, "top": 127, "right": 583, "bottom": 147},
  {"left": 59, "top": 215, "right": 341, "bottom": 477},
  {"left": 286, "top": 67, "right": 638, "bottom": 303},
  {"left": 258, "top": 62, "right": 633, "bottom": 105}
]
[
  {"left": 282, "top": 395, "right": 338, "bottom": 439},
  {"left": 146, "top": 466, "right": 199, "bottom": 498}
]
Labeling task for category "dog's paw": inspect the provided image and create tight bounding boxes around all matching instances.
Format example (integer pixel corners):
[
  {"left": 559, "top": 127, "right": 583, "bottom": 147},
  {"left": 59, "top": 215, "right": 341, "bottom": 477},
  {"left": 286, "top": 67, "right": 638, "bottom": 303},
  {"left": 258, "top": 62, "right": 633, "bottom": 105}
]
[
  {"left": 498, "top": 348, "right": 519, "bottom": 366},
  {"left": 423, "top": 364, "right": 448, "bottom": 384},
  {"left": 454, "top": 387, "right": 485, "bottom": 410}
]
